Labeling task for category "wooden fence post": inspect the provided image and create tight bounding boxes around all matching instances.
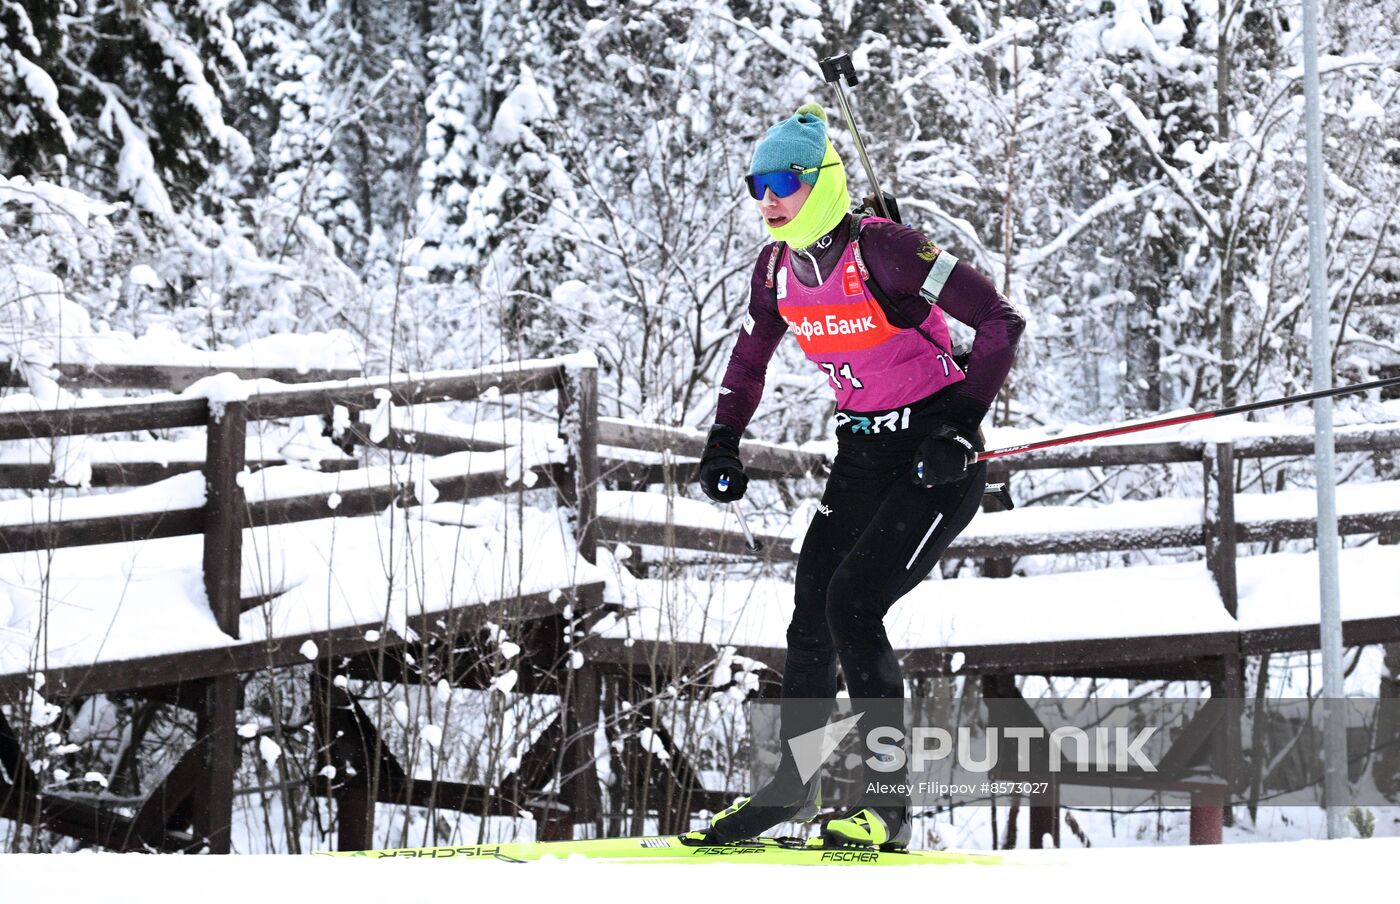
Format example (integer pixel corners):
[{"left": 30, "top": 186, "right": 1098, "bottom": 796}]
[
  {"left": 1189, "top": 784, "right": 1225, "bottom": 844},
  {"left": 1029, "top": 777, "right": 1060, "bottom": 849},
  {"left": 1203, "top": 442, "right": 1238, "bottom": 618},
  {"left": 553, "top": 361, "right": 603, "bottom": 839},
  {"left": 192, "top": 400, "right": 246, "bottom": 854}
]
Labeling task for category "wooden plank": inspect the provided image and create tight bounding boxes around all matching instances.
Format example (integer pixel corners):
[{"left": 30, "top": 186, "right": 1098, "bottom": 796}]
[
  {"left": 555, "top": 363, "right": 603, "bottom": 839},
  {"left": 600, "top": 458, "right": 820, "bottom": 487},
  {"left": 203, "top": 401, "right": 246, "bottom": 637},
  {"left": 600, "top": 516, "right": 799, "bottom": 561},
  {"left": 0, "top": 460, "right": 565, "bottom": 554},
  {"left": 334, "top": 786, "right": 372, "bottom": 853},
  {"left": 0, "top": 363, "right": 564, "bottom": 443},
  {"left": 337, "top": 618, "right": 561, "bottom": 695},
  {"left": 603, "top": 507, "right": 1400, "bottom": 561},
  {"left": 1004, "top": 441, "right": 1204, "bottom": 470},
  {"left": 899, "top": 631, "right": 1241, "bottom": 675},
  {"left": 129, "top": 733, "right": 208, "bottom": 846},
  {"left": 189, "top": 674, "right": 239, "bottom": 853},
  {"left": 948, "top": 525, "right": 1207, "bottom": 556},
  {"left": 1232, "top": 427, "right": 1400, "bottom": 459},
  {"left": 244, "top": 366, "right": 565, "bottom": 422},
  {"left": 0, "top": 397, "right": 209, "bottom": 442},
  {"left": 251, "top": 462, "right": 567, "bottom": 526},
  {"left": 501, "top": 712, "right": 564, "bottom": 804},
  {"left": 1052, "top": 660, "right": 1222, "bottom": 682},
  {"left": 1236, "top": 509, "right": 1400, "bottom": 543},
  {"left": 576, "top": 367, "right": 600, "bottom": 564},
  {"left": 1203, "top": 443, "right": 1239, "bottom": 617},
  {"left": 0, "top": 507, "right": 206, "bottom": 555},
  {"left": 585, "top": 631, "right": 1243, "bottom": 684},
  {"left": 601, "top": 418, "right": 1400, "bottom": 474},
  {"left": 0, "top": 584, "right": 598, "bottom": 699},
  {"left": 597, "top": 418, "right": 822, "bottom": 478},
  {"left": 569, "top": 663, "right": 603, "bottom": 827},
  {"left": 599, "top": 515, "right": 1206, "bottom": 561},
  {"left": 579, "top": 635, "right": 1237, "bottom": 682},
  {"left": 0, "top": 361, "right": 362, "bottom": 392},
  {"left": 0, "top": 783, "right": 195, "bottom": 852},
  {"left": 1153, "top": 697, "right": 1227, "bottom": 777},
  {"left": 314, "top": 662, "right": 405, "bottom": 850},
  {"left": 1240, "top": 613, "right": 1400, "bottom": 655},
  {"left": 0, "top": 704, "right": 39, "bottom": 793},
  {"left": 1029, "top": 783, "right": 1060, "bottom": 849},
  {"left": 10, "top": 484, "right": 1393, "bottom": 567},
  {"left": 341, "top": 424, "right": 508, "bottom": 455},
  {"left": 0, "top": 458, "right": 356, "bottom": 490},
  {"left": 582, "top": 636, "right": 786, "bottom": 676}
]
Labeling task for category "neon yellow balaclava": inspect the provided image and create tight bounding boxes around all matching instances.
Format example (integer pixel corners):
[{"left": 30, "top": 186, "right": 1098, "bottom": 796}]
[{"left": 752, "top": 104, "right": 851, "bottom": 250}]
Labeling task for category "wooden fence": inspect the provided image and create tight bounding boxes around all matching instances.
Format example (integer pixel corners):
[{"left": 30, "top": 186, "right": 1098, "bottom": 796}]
[
  {"left": 0, "top": 357, "right": 605, "bottom": 852},
  {"left": 1, "top": 354, "right": 1397, "bottom": 851}
]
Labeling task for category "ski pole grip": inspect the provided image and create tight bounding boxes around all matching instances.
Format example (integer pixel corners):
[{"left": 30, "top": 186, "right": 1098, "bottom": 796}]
[{"left": 819, "top": 53, "right": 858, "bottom": 86}]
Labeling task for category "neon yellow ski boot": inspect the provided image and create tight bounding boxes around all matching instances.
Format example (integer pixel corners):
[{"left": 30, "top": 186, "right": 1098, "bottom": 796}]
[
  {"left": 820, "top": 805, "right": 911, "bottom": 851},
  {"left": 683, "top": 774, "right": 821, "bottom": 845}
]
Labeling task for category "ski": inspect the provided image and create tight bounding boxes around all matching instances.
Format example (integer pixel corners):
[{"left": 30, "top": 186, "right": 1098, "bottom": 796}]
[{"left": 315, "top": 834, "right": 1008, "bottom": 865}]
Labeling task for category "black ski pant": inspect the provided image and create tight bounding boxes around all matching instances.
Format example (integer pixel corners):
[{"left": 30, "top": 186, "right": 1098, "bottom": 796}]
[{"left": 778, "top": 431, "right": 988, "bottom": 803}]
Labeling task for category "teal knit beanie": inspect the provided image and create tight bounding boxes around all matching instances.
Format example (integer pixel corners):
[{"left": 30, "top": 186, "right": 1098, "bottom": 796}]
[{"left": 751, "top": 103, "right": 830, "bottom": 183}]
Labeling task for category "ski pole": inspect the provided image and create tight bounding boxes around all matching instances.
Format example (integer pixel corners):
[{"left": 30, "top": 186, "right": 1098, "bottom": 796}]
[
  {"left": 976, "top": 374, "right": 1400, "bottom": 463},
  {"left": 717, "top": 474, "right": 764, "bottom": 552},
  {"left": 819, "top": 53, "right": 895, "bottom": 223}
]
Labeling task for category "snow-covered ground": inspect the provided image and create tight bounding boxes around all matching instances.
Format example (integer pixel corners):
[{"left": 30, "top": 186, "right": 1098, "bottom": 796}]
[{"left": 3, "top": 832, "right": 1397, "bottom": 903}]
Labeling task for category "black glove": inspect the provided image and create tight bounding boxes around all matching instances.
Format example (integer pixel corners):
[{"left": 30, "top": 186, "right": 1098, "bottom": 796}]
[
  {"left": 912, "top": 393, "right": 987, "bottom": 487},
  {"left": 698, "top": 424, "right": 748, "bottom": 502},
  {"left": 912, "top": 425, "right": 978, "bottom": 487}
]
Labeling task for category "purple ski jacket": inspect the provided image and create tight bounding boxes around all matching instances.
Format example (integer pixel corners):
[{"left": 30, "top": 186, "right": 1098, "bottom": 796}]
[{"left": 716, "top": 214, "right": 1025, "bottom": 435}]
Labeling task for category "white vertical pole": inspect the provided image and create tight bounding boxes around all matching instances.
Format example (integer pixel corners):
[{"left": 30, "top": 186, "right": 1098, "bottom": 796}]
[{"left": 1301, "top": 0, "right": 1347, "bottom": 840}]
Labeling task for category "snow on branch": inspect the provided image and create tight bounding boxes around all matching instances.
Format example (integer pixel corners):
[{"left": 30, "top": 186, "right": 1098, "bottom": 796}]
[
  {"left": 96, "top": 93, "right": 176, "bottom": 223},
  {"left": 892, "top": 12, "right": 1038, "bottom": 93},
  {"left": 10, "top": 51, "right": 77, "bottom": 151},
  {"left": 139, "top": 8, "right": 254, "bottom": 171},
  {"left": 1280, "top": 52, "right": 1385, "bottom": 81},
  {"left": 1099, "top": 0, "right": 1190, "bottom": 71},
  {"left": 1013, "top": 183, "right": 1160, "bottom": 272},
  {"left": 0, "top": 175, "right": 116, "bottom": 227},
  {"left": 1105, "top": 83, "right": 1223, "bottom": 241}
]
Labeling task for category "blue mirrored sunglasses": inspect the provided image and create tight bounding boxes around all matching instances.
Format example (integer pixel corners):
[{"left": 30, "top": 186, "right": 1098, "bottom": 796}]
[{"left": 744, "top": 162, "right": 838, "bottom": 200}]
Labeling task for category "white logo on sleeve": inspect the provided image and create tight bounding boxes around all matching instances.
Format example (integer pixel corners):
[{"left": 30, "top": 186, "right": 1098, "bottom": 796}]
[
  {"left": 776, "top": 267, "right": 788, "bottom": 300},
  {"left": 743, "top": 314, "right": 755, "bottom": 334}
]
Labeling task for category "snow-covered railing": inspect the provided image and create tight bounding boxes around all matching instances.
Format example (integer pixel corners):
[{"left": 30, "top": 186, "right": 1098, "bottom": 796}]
[
  {"left": 0, "top": 356, "right": 602, "bottom": 657},
  {"left": 589, "top": 419, "right": 1400, "bottom": 622},
  {"left": 0, "top": 354, "right": 608, "bottom": 853},
  {"left": 0, "top": 360, "right": 363, "bottom": 393},
  {"left": 596, "top": 418, "right": 821, "bottom": 484}
]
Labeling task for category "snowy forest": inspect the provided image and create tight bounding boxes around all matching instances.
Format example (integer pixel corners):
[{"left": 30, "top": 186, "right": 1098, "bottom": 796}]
[
  {"left": 2, "top": 0, "right": 1400, "bottom": 853},
  {"left": 4, "top": 0, "right": 1396, "bottom": 425}
]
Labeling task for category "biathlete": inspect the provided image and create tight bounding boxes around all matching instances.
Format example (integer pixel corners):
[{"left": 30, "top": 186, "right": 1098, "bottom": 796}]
[{"left": 691, "top": 104, "right": 1025, "bottom": 850}]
